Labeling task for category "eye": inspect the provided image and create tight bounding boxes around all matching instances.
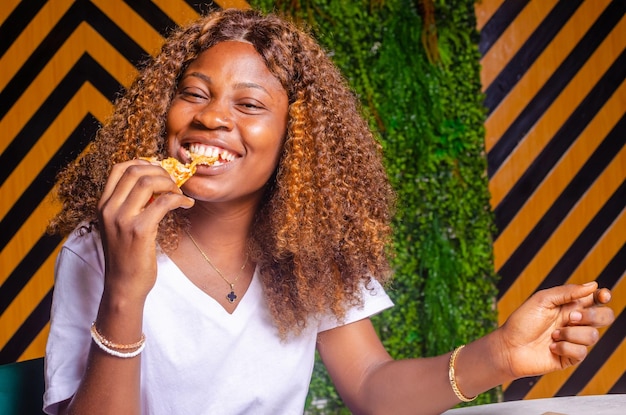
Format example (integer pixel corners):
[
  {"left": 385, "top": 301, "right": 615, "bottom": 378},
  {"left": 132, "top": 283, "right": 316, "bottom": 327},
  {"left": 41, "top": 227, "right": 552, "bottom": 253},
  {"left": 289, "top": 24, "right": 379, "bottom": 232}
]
[
  {"left": 178, "top": 87, "right": 208, "bottom": 102},
  {"left": 237, "top": 99, "right": 266, "bottom": 113}
]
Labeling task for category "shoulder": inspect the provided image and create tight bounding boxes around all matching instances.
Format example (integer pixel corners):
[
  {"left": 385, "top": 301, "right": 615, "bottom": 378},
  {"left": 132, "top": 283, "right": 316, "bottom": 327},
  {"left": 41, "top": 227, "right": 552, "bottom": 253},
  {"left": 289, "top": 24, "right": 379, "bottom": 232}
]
[
  {"left": 318, "top": 278, "right": 394, "bottom": 333},
  {"left": 56, "top": 225, "right": 105, "bottom": 278}
]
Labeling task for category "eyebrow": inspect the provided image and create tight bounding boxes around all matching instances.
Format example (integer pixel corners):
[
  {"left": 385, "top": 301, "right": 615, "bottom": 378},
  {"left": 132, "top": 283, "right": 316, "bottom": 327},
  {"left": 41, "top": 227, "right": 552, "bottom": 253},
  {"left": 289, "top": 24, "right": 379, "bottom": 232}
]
[{"left": 184, "top": 72, "right": 271, "bottom": 96}]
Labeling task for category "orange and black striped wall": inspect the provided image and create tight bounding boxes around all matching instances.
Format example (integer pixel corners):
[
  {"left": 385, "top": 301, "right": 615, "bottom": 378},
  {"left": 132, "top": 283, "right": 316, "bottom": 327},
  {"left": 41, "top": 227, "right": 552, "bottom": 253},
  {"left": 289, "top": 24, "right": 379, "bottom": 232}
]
[
  {"left": 0, "top": 0, "right": 248, "bottom": 363},
  {"left": 477, "top": 0, "right": 625, "bottom": 400},
  {"left": 1, "top": 0, "right": 624, "bottom": 402}
]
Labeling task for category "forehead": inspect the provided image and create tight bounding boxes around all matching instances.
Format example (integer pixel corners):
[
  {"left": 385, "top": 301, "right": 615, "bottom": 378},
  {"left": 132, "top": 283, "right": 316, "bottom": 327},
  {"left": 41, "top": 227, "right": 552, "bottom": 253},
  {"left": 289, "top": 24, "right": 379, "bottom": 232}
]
[{"left": 183, "top": 41, "right": 284, "bottom": 92}]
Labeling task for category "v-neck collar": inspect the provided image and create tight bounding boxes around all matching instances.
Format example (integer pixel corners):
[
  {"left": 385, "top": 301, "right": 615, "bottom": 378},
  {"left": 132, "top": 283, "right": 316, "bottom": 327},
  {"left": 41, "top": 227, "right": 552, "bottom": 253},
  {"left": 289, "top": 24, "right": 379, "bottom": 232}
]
[{"left": 162, "top": 253, "right": 260, "bottom": 317}]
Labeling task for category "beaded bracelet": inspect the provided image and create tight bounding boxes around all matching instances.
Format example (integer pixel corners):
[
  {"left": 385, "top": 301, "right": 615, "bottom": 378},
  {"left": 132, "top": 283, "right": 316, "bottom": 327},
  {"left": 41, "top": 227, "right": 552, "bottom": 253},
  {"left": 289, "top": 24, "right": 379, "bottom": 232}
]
[
  {"left": 91, "top": 322, "right": 145, "bottom": 349},
  {"left": 448, "top": 345, "right": 477, "bottom": 402},
  {"left": 90, "top": 322, "right": 145, "bottom": 359}
]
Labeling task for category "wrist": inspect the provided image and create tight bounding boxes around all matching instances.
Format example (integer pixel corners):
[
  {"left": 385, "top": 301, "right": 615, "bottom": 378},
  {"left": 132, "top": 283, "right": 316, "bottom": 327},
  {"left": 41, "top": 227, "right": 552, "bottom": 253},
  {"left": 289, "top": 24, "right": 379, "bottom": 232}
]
[
  {"left": 484, "top": 328, "right": 518, "bottom": 382},
  {"left": 453, "top": 332, "right": 515, "bottom": 399},
  {"left": 101, "top": 277, "right": 150, "bottom": 310},
  {"left": 448, "top": 346, "right": 476, "bottom": 402},
  {"left": 96, "top": 291, "right": 145, "bottom": 343}
]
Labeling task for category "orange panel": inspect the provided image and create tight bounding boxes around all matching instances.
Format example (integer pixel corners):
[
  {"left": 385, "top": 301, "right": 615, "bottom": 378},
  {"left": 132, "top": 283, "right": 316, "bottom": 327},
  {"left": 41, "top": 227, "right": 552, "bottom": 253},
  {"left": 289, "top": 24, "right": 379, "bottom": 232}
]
[
  {"left": 498, "top": 145, "right": 626, "bottom": 324},
  {"left": 91, "top": 0, "right": 166, "bottom": 56},
  {"left": 214, "top": 0, "right": 251, "bottom": 9},
  {"left": 20, "top": 323, "right": 51, "bottom": 362},
  {"left": 480, "top": 1, "right": 557, "bottom": 91},
  {"left": 0, "top": 247, "right": 59, "bottom": 350},
  {"left": 152, "top": 0, "right": 200, "bottom": 26},
  {"left": 0, "top": 23, "right": 136, "bottom": 157},
  {"left": 0, "top": 0, "right": 74, "bottom": 92},
  {"left": 492, "top": 77, "right": 626, "bottom": 270},
  {"left": 474, "top": 0, "right": 505, "bottom": 31},
  {"left": 484, "top": 0, "right": 612, "bottom": 153},
  {"left": 580, "top": 333, "right": 626, "bottom": 395},
  {"left": 0, "top": 0, "right": 20, "bottom": 24}
]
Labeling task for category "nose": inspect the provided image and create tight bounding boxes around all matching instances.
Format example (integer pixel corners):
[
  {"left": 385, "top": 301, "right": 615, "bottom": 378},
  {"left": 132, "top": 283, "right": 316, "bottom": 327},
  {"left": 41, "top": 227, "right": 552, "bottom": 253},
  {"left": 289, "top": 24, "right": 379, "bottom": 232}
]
[{"left": 193, "top": 99, "right": 233, "bottom": 130}]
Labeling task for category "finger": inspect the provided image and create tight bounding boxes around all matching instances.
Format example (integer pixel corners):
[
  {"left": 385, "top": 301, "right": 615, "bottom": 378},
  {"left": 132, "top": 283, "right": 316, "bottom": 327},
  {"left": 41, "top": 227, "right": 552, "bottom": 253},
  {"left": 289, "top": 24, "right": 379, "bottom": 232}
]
[
  {"left": 549, "top": 340, "right": 589, "bottom": 365},
  {"left": 539, "top": 281, "right": 598, "bottom": 309},
  {"left": 103, "top": 164, "right": 176, "bottom": 214},
  {"left": 122, "top": 173, "right": 182, "bottom": 210},
  {"left": 99, "top": 161, "right": 166, "bottom": 208},
  {"left": 568, "top": 306, "right": 615, "bottom": 328},
  {"left": 144, "top": 191, "right": 195, "bottom": 216},
  {"left": 104, "top": 192, "right": 193, "bottom": 244},
  {"left": 594, "top": 288, "right": 612, "bottom": 305},
  {"left": 570, "top": 287, "right": 613, "bottom": 310},
  {"left": 99, "top": 160, "right": 148, "bottom": 209},
  {"left": 552, "top": 326, "right": 600, "bottom": 347}
]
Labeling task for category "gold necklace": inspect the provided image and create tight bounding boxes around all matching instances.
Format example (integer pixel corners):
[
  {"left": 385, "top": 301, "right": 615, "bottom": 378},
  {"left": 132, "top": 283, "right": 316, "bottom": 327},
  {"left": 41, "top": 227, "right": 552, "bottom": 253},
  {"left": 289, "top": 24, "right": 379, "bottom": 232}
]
[{"left": 185, "top": 229, "right": 249, "bottom": 303}]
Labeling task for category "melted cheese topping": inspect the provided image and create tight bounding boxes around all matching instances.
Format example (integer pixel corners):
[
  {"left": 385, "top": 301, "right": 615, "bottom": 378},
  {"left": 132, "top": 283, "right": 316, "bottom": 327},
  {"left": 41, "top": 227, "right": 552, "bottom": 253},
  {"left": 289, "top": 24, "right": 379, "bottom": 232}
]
[{"left": 141, "top": 155, "right": 219, "bottom": 187}]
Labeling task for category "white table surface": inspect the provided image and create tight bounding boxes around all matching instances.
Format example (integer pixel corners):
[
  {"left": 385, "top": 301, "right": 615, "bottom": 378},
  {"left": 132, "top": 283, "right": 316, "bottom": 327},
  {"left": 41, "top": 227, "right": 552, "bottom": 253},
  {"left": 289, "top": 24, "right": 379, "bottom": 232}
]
[{"left": 442, "top": 394, "right": 626, "bottom": 415}]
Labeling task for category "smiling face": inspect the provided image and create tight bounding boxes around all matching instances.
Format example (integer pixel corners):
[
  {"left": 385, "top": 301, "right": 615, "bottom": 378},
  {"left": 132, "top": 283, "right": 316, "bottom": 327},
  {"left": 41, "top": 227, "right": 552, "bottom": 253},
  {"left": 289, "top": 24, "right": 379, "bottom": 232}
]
[{"left": 165, "top": 41, "right": 289, "bottom": 206}]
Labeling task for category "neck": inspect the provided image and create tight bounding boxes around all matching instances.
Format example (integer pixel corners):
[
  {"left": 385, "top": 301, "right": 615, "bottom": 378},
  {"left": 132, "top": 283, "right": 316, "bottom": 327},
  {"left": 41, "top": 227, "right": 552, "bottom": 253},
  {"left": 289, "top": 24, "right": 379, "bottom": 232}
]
[{"left": 185, "top": 204, "right": 255, "bottom": 251}]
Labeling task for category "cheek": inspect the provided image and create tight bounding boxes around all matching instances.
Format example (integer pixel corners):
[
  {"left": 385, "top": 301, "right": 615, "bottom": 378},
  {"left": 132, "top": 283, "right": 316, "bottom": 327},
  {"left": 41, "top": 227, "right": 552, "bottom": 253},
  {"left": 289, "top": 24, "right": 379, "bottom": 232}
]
[
  {"left": 257, "top": 127, "right": 285, "bottom": 164},
  {"left": 164, "top": 107, "right": 187, "bottom": 151},
  {"left": 164, "top": 106, "right": 182, "bottom": 135},
  {"left": 164, "top": 121, "right": 176, "bottom": 153},
  {"left": 165, "top": 99, "right": 196, "bottom": 132}
]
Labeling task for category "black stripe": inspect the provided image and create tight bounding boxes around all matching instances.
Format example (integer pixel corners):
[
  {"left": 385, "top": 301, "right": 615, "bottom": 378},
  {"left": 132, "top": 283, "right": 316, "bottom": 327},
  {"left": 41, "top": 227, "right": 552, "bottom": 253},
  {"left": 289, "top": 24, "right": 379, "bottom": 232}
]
[
  {"left": 0, "top": 288, "right": 53, "bottom": 365},
  {"left": 538, "top": 181, "right": 626, "bottom": 290},
  {"left": 0, "top": 0, "right": 147, "bottom": 121},
  {"left": 0, "top": 54, "right": 119, "bottom": 188},
  {"left": 0, "top": 0, "right": 47, "bottom": 59},
  {"left": 538, "top": 183, "right": 626, "bottom": 290},
  {"left": 535, "top": 182, "right": 626, "bottom": 292},
  {"left": 77, "top": 0, "right": 149, "bottom": 66},
  {"left": 596, "top": 242, "right": 626, "bottom": 289},
  {"left": 493, "top": 51, "right": 626, "bottom": 234},
  {"left": 556, "top": 309, "right": 626, "bottom": 396},
  {"left": 609, "top": 370, "right": 626, "bottom": 394},
  {"left": 479, "top": 0, "right": 529, "bottom": 56},
  {"left": 0, "top": 233, "right": 61, "bottom": 317},
  {"left": 503, "top": 375, "right": 541, "bottom": 401},
  {"left": 0, "top": 115, "right": 98, "bottom": 252},
  {"left": 183, "top": 0, "right": 220, "bottom": 15},
  {"left": 487, "top": 0, "right": 625, "bottom": 175},
  {"left": 483, "top": 0, "right": 583, "bottom": 113},
  {"left": 123, "top": 0, "right": 179, "bottom": 37},
  {"left": 495, "top": 115, "right": 626, "bottom": 296},
  {"left": 501, "top": 130, "right": 626, "bottom": 398},
  {"left": 498, "top": 177, "right": 626, "bottom": 299}
]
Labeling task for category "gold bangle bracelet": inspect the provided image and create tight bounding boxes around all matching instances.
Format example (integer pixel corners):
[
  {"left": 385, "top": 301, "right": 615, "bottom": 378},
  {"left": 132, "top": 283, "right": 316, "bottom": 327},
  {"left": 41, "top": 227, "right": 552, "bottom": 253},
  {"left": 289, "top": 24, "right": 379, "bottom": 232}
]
[
  {"left": 448, "top": 345, "right": 477, "bottom": 402},
  {"left": 91, "top": 322, "right": 145, "bottom": 350}
]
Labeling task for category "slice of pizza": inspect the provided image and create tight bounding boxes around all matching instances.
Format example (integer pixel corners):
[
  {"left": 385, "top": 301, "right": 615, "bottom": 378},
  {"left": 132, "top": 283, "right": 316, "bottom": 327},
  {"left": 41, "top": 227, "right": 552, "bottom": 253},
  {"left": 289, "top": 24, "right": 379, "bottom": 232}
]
[{"left": 141, "top": 154, "right": 218, "bottom": 187}]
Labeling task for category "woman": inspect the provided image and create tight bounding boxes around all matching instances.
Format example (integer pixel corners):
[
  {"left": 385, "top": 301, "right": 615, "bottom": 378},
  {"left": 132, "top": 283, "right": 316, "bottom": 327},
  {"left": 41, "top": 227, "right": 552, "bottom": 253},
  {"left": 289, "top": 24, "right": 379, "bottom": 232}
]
[{"left": 44, "top": 8, "right": 614, "bottom": 415}]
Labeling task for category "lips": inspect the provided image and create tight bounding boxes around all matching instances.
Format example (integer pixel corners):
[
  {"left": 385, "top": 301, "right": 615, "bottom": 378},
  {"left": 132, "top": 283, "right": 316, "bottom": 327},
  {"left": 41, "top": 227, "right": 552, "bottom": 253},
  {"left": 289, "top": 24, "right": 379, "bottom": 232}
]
[{"left": 184, "top": 143, "right": 238, "bottom": 166}]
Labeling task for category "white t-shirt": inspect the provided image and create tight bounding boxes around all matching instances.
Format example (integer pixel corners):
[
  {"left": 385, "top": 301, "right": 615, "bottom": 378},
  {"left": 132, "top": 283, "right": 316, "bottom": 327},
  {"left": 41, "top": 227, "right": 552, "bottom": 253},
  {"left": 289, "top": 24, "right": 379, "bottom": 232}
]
[{"left": 44, "top": 229, "right": 393, "bottom": 415}]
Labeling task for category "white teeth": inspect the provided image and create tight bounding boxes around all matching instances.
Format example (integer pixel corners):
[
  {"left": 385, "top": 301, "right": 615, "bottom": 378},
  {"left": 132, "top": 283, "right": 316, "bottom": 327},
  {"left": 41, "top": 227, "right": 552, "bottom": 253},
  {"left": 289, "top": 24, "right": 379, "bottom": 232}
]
[{"left": 188, "top": 144, "right": 237, "bottom": 162}]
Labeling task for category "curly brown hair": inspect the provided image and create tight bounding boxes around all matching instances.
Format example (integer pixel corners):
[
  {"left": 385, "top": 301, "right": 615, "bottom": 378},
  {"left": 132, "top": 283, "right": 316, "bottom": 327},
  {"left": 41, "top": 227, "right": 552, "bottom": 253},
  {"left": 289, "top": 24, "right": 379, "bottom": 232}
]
[{"left": 48, "top": 8, "right": 396, "bottom": 337}]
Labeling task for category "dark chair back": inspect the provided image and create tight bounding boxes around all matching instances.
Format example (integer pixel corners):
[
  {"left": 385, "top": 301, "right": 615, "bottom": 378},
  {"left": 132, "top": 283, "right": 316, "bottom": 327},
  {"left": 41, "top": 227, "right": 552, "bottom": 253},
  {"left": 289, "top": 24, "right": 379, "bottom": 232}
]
[{"left": 0, "top": 357, "right": 45, "bottom": 414}]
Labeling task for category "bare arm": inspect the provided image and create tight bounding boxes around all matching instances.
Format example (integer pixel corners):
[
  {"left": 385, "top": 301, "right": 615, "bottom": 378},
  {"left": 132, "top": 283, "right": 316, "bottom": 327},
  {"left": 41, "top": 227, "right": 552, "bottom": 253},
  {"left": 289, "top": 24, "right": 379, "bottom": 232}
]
[
  {"left": 318, "top": 282, "right": 614, "bottom": 415},
  {"left": 317, "top": 319, "right": 508, "bottom": 415},
  {"left": 60, "top": 160, "right": 194, "bottom": 415}
]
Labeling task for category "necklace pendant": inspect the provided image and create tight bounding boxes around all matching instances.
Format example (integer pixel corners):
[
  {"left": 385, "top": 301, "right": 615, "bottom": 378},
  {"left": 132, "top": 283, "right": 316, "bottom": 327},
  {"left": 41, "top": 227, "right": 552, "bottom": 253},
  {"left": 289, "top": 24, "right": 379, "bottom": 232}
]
[{"left": 226, "top": 290, "right": 238, "bottom": 303}]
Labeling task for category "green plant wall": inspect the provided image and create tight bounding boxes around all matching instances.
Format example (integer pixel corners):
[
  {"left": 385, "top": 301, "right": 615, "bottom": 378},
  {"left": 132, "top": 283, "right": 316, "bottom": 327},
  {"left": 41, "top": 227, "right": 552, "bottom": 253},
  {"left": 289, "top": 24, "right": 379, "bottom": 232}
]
[{"left": 252, "top": 0, "right": 500, "bottom": 410}]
